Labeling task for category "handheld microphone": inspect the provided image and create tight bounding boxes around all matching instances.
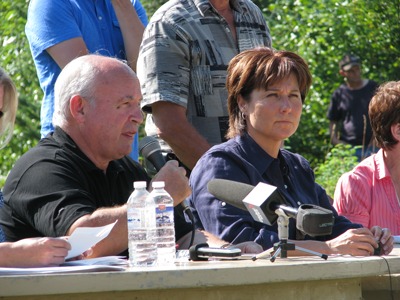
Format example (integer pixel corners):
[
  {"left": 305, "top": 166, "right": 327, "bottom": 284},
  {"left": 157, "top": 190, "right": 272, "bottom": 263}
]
[
  {"left": 139, "top": 135, "right": 194, "bottom": 218},
  {"left": 138, "top": 136, "right": 167, "bottom": 171},
  {"left": 207, "top": 179, "right": 333, "bottom": 237}
]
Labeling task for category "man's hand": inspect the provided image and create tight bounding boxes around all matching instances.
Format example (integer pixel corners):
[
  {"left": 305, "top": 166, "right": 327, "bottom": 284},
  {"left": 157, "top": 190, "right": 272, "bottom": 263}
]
[
  {"left": 152, "top": 160, "right": 191, "bottom": 206},
  {"left": 3, "top": 237, "right": 71, "bottom": 267},
  {"left": 326, "top": 227, "right": 382, "bottom": 256}
]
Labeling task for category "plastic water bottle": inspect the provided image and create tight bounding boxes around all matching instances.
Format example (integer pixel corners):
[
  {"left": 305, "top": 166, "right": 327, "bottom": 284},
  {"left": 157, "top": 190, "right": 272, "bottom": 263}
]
[
  {"left": 150, "top": 181, "right": 176, "bottom": 266},
  {"left": 127, "top": 181, "right": 157, "bottom": 267}
]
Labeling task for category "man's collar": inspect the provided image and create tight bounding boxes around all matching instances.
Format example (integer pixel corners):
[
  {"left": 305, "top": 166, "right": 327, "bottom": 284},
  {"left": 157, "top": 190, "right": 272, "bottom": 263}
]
[
  {"left": 52, "top": 127, "right": 124, "bottom": 174},
  {"left": 194, "top": 0, "right": 242, "bottom": 16}
]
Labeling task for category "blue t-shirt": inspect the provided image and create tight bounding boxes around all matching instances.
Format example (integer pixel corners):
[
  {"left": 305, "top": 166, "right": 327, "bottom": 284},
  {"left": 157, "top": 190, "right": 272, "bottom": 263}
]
[
  {"left": 188, "top": 133, "right": 362, "bottom": 250},
  {"left": 25, "top": 0, "right": 148, "bottom": 161}
]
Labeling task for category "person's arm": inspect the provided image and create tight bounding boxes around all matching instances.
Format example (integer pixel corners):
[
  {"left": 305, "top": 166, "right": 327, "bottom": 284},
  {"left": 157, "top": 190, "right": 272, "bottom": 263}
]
[
  {"left": 45, "top": 1, "right": 145, "bottom": 71},
  {"left": 333, "top": 172, "right": 371, "bottom": 227},
  {"left": 282, "top": 227, "right": 378, "bottom": 256},
  {"left": 322, "top": 226, "right": 391, "bottom": 256},
  {"left": 272, "top": 226, "right": 385, "bottom": 257},
  {"left": 0, "top": 237, "right": 71, "bottom": 268},
  {"left": 67, "top": 205, "right": 128, "bottom": 258},
  {"left": 137, "top": 15, "right": 211, "bottom": 169},
  {"left": 46, "top": 37, "right": 89, "bottom": 69},
  {"left": 66, "top": 160, "right": 190, "bottom": 258},
  {"left": 329, "top": 120, "right": 342, "bottom": 145},
  {"left": 111, "top": 0, "right": 145, "bottom": 71},
  {"left": 152, "top": 102, "right": 211, "bottom": 170},
  {"left": 366, "top": 134, "right": 378, "bottom": 149}
]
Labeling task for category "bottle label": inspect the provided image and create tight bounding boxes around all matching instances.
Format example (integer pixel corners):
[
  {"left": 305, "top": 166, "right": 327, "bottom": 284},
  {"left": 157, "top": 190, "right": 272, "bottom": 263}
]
[
  {"left": 155, "top": 206, "right": 174, "bottom": 226},
  {"left": 127, "top": 210, "right": 142, "bottom": 229}
]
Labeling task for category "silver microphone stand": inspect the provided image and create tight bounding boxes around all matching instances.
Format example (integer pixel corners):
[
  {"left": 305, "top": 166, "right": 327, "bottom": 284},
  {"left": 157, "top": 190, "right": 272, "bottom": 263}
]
[{"left": 252, "top": 208, "right": 328, "bottom": 262}]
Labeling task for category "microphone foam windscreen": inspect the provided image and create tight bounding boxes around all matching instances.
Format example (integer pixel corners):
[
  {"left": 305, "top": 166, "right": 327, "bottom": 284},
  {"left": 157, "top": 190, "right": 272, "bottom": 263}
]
[
  {"left": 296, "top": 204, "right": 334, "bottom": 236},
  {"left": 139, "top": 136, "right": 161, "bottom": 157},
  {"left": 207, "top": 179, "right": 253, "bottom": 211}
]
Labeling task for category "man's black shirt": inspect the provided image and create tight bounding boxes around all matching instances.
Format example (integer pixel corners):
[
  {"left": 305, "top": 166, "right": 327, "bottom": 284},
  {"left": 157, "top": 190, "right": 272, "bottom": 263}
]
[{"left": 0, "top": 127, "right": 192, "bottom": 248}]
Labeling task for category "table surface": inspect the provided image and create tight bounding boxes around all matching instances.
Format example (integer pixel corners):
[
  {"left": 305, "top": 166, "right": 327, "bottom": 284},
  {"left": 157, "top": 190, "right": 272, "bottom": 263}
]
[{"left": 1, "top": 246, "right": 400, "bottom": 297}]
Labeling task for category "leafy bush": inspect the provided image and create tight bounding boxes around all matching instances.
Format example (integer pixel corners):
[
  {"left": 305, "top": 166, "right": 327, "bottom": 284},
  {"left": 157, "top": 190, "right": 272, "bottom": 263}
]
[{"left": 314, "top": 144, "right": 359, "bottom": 198}]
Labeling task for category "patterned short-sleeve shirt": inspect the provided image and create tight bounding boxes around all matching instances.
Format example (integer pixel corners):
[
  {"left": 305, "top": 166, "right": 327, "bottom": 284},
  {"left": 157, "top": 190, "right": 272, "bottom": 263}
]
[{"left": 138, "top": 0, "right": 272, "bottom": 147}]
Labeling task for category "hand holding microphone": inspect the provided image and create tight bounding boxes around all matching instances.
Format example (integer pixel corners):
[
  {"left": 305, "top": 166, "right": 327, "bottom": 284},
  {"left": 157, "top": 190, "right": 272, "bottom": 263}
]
[
  {"left": 139, "top": 136, "right": 191, "bottom": 207},
  {"left": 153, "top": 160, "right": 191, "bottom": 206}
]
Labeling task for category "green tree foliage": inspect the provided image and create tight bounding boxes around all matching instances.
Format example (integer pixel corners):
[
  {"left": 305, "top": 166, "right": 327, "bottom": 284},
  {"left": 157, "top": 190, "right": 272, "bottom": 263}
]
[
  {"left": 314, "top": 144, "right": 358, "bottom": 198},
  {"left": 141, "top": 0, "right": 168, "bottom": 18},
  {"left": 1, "top": 0, "right": 399, "bottom": 192},
  {"left": 261, "top": 0, "right": 400, "bottom": 167},
  {"left": 261, "top": 0, "right": 399, "bottom": 192}
]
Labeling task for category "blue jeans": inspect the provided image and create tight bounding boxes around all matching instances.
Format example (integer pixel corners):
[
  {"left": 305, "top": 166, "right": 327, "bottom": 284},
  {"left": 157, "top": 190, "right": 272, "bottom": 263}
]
[{"left": 355, "top": 145, "right": 379, "bottom": 161}]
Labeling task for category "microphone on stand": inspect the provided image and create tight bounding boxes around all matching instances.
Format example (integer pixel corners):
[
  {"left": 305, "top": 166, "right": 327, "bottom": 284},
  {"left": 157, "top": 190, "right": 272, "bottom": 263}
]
[
  {"left": 207, "top": 178, "right": 333, "bottom": 237},
  {"left": 208, "top": 179, "right": 333, "bottom": 262}
]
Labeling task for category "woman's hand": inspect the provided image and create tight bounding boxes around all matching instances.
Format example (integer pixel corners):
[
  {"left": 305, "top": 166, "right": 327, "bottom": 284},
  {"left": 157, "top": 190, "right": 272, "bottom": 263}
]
[
  {"left": 370, "top": 226, "right": 393, "bottom": 255},
  {"left": 326, "top": 228, "right": 376, "bottom": 256}
]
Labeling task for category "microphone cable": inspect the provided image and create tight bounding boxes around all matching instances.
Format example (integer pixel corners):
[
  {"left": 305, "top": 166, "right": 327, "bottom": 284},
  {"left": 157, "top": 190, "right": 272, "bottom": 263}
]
[
  {"left": 182, "top": 204, "right": 195, "bottom": 248},
  {"left": 165, "top": 152, "right": 196, "bottom": 248},
  {"left": 377, "top": 256, "right": 394, "bottom": 300}
]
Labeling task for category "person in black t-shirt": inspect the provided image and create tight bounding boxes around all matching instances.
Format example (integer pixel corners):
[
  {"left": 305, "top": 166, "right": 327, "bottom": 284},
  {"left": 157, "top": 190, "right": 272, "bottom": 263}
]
[{"left": 327, "top": 54, "right": 379, "bottom": 161}]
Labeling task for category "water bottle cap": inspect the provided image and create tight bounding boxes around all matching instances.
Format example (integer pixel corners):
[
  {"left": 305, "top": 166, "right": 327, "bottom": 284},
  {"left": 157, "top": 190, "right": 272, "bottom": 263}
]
[
  {"left": 133, "top": 181, "right": 147, "bottom": 189},
  {"left": 152, "top": 181, "right": 165, "bottom": 188}
]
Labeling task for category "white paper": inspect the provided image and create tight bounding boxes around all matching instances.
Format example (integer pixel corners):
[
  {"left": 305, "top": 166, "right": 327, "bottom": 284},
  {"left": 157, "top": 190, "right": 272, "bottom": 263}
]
[
  {"left": 62, "top": 256, "right": 127, "bottom": 266},
  {"left": 66, "top": 221, "right": 117, "bottom": 259}
]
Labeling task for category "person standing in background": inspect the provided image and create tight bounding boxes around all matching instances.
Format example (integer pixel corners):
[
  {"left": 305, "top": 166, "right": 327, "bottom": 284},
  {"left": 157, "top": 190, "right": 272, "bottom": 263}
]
[
  {"left": 25, "top": 0, "right": 148, "bottom": 161},
  {"left": 137, "top": 0, "right": 272, "bottom": 171},
  {"left": 334, "top": 81, "right": 400, "bottom": 235},
  {"left": 327, "top": 54, "right": 379, "bottom": 161}
]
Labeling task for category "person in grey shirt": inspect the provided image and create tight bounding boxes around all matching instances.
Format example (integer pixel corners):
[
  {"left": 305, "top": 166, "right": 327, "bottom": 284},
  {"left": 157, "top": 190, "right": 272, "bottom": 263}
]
[{"left": 138, "top": 0, "right": 272, "bottom": 170}]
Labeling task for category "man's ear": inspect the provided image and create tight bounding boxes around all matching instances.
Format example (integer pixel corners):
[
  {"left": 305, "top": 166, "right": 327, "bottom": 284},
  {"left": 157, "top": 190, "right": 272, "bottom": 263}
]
[{"left": 70, "top": 95, "right": 86, "bottom": 121}]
